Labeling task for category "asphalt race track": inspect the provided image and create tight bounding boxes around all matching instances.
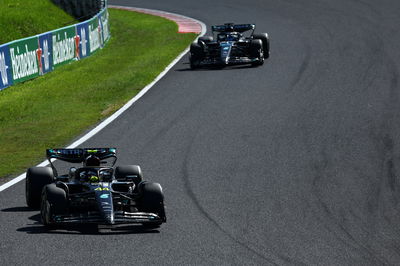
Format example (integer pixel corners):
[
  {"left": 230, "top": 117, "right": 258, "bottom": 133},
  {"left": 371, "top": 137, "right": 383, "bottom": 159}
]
[{"left": 2, "top": 0, "right": 400, "bottom": 265}]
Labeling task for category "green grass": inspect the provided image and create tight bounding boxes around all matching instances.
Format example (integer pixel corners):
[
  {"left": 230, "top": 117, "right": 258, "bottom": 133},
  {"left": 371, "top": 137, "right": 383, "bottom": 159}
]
[
  {"left": 0, "top": 8, "right": 197, "bottom": 178},
  {"left": 0, "top": 0, "right": 76, "bottom": 44}
]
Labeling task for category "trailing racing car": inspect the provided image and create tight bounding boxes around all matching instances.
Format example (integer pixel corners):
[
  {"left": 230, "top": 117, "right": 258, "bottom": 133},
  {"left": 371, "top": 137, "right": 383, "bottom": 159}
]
[
  {"left": 25, "top": 148, "right": 166, "bottom": 228},
  {"left": 189, "top": 23, "right": 269, "bottom": 69}
]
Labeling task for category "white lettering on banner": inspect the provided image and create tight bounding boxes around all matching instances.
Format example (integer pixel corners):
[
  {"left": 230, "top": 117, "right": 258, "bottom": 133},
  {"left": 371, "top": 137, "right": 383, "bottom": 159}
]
[
  {"left": 43, "top": 39, "right": 50, "bottom": 71},
  {"left": 101, "top": 12, "right": 110, "bottom": 41},
  {"left": 53, "top": 32, "right": 75, "bottom": 65},
  {"left": 10, "top": 44, "right": 38, "bottom": 80},
  {"left": 80, "top": 28, "right": 87, "bottom": 57},
  {"left": 0, "top": 52, "right": 9, "bottom": 86},
  {"left": 99, "top": 23, "right": 104, "bottom": 47},
  {"left": 89, "top": 23, "right": 100, "bottom": 53}
]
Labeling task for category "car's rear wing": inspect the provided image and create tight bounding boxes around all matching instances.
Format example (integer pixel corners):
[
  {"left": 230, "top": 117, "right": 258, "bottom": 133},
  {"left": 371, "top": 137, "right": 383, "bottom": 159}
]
[
  {"left": 46, "top": 148, "right": 117, "bottom": 176},
  {"left": 211, "top": 23, "right": 255, "bottom": 33},
  {"left": 47, "top": 148, "right": 116, "bottom": 163}
]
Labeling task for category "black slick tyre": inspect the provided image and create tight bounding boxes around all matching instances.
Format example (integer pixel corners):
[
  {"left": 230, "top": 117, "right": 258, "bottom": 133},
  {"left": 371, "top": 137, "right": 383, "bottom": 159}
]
[
  {"left": 198, "top": 36, "right": 213, "bottom": 43},
  {"left": 41, "top": 184, "right": 67, "bottom": 226},
  {"left": 253, "top": 33, "right": 270, "bottom": 59},
  {"left": 138, "top": 182, "right": 166, "bottom": 228},
  {"left": 115, "top": 165, "right": 143, "bottom": 185},
  {"left": 26, "top": 167, "right": 54, "bottom": 209},
  {"left": 250, "top": 39, "right": 264, "bottom": 66},
  {"left": 190, "top": 42, "right": 204, "bottom": 69}
]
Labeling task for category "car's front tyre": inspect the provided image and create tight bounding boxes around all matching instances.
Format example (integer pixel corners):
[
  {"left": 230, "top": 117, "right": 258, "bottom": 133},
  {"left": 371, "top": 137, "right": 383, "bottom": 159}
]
[
  {"left": 250, "top": 39, "right": 264, "bottom": 67},
  {"left": 253, "top": 33, "right": 270, "bottom": 59},
  {"left": 190, "top": 41, "right": 204, "bottom": 69},
  {"left": 41, "top": 184, "right": 67, "bottom": 226},
  {"left": 138, "top": 182, "right": 166, "bottom": 228}
]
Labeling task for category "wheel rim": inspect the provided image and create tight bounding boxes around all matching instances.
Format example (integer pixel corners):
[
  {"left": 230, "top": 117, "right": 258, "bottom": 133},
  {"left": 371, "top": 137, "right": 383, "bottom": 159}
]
[
  {"left": 41, "top": 195, "right": 51, "bottom": 225},
  {"left": 41, "top": 199, "right": 46, "bottom": 224},
  {"left": 26, "top": 180, "right": 30, "bottom": 201},
  {"left": 44, "top": 201, "right": 51, "bottom": 224}
]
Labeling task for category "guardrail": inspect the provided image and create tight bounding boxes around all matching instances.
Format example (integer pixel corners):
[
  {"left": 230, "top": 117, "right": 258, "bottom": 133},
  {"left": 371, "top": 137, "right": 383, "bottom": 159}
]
[{"left": 0, "top": 7, "right": 110, "bottom": 91}]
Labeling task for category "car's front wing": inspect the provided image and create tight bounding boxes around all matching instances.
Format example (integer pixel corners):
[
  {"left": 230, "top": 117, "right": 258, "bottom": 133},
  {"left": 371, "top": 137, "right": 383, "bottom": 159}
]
[
  {"left": 199, "top": 56, "right": 260, "bottom": 66},
  {"left": 52, "top": 211, "right": 162, "bottom": 225}
]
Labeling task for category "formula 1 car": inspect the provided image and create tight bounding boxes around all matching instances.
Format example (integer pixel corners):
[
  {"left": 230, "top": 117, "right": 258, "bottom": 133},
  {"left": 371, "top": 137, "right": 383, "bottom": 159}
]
[
  {"left": 25, "top": 148, "right": 166, "bottom": 228},
  {"left": 189, "top": 23, "right": 269, "bottom": 69}
]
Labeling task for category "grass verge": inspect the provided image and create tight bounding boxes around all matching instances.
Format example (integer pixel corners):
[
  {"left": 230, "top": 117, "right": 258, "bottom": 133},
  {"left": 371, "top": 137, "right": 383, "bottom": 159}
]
[
  {"left": 0, "top": 8, "right": 197, "bottom": 178},
  {"left": 0, "top": 0, "right": 76, "bottom": 44}
]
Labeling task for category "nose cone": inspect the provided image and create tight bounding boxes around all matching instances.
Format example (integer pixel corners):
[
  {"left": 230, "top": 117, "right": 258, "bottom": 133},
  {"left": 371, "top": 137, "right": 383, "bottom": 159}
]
[
  {"left": 95, "top": 191, "right": 114, "bottom": 224},
  {"left": 220, "top": 42, "right": 232, "bottom": 65}
]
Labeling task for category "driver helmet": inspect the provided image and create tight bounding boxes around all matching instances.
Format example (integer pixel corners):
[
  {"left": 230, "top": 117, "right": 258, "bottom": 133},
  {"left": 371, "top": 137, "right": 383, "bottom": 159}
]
[
  {"left": 218, "top": 34, "right": 226, "bottom": 41},
  {"left": 79, "top": 169, "right": 98, "bottom": 182},
  {"left": 85, "top": 155, "right": 101, "bottom": 166},
  {"left": 88, "top": 175, "right": 99, "bottom": 183}
]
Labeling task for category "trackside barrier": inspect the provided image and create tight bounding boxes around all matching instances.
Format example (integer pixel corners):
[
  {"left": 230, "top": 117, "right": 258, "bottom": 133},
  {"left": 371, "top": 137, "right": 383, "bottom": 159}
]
[{"left": 0, "top": 8, "right": 110, "bottom": 91}]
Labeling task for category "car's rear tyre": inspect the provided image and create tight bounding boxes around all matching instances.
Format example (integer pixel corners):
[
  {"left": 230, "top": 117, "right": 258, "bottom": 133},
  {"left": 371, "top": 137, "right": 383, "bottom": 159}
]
[
  {"left": 198, "top": 36, "right": 213, "bottom": 44},
  {"left": 115, "top": 165, "right": 143, "bottom": 186},
  {"left": 26, "top": 167, "right": 54, "bottom": 209},
  {"left": 250, "top": 39, "right": 264, "bottom": 66},
  {"left": 190, "top": 42, "right": 204, "bottom": 69},
  {"left": 253, "top": 33, "right": 269, "bottom": 59},
  {"left": 138, "top": 182, "right": 166, "bottom": 227},
  {"left": 41, "top": 184, "right": 67, "bottom": 226}
]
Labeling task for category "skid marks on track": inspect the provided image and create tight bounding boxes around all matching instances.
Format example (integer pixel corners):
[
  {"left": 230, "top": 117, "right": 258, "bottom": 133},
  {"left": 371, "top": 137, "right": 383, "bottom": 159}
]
[{"left": 180, "top": 130, "right": 305, "bottom": 266}]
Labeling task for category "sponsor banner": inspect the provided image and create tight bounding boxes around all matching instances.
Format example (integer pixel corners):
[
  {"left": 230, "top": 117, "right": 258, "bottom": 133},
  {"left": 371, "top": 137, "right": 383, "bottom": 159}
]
[
  {"left": 76, "top": 22, "right": 90, "bottom": 59},
  {"left": 88, "top": 16, "right": 102, "bottom": 54},
  {"left": 99, "top": 9, "right": 110, "bottom": 43},
  {"left": 52, "top": 25, "right": 76, "bottom": 68},
  {"left": 0, "top": 44, "right": 13, "bottom": 90},
  {"left": 0, "top": 8, "right": 110, "bottom": 91},
  {"left": 38, "top": 32, "right": 53, "bottom": 75},
  {"left": 8, "top": 37, "right": 40, "bottom": 84}
]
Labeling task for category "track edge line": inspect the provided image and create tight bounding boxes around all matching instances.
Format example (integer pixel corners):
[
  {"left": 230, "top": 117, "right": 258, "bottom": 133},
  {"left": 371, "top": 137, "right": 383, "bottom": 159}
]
[{"left": 0, "top": 6, "right": 206, "bottom": 192}]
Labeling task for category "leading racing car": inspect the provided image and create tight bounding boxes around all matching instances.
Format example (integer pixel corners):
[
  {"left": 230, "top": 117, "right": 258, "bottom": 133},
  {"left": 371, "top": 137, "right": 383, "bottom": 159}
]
[
  {"left": 25, "top": 148, "right": 166, "bottom": 228},
  {"left": 189, "top": 23, "right": 270, "bottom": 69}
]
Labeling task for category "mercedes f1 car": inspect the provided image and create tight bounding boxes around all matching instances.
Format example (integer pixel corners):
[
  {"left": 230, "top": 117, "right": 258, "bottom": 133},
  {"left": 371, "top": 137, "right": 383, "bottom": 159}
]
[
  {"left": 25, "top": 148, "right": 166, "bottom": 228},
  {"left": 189, "top": 23, "right": 270, "bottom": 69}
]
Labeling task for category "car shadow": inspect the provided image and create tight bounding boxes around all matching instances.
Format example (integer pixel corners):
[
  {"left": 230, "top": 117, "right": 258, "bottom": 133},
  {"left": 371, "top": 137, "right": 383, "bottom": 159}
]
[
  {"left": 1, "top": 206, "right": 34, "bottom": 212},
  {"left": 4, "top": 206, "right": 161, "bottom": 235},
  {"left": 175, "top": 62, "right": 259, "bottom": 72}
]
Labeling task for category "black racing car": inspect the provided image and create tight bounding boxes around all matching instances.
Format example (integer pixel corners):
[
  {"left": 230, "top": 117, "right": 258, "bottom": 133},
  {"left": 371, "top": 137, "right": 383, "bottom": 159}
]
[
  {"left": 25, "top": 148, "right": 166, "bottom": 228},
  {"left": 189, "top": 23, "right": 270, "bottom": 68}
]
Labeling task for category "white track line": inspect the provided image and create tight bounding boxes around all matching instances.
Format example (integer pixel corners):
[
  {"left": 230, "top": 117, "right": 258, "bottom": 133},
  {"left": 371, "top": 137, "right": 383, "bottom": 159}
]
[{"left": 0, "top": 6, "right": 206, "bottom": 192}]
